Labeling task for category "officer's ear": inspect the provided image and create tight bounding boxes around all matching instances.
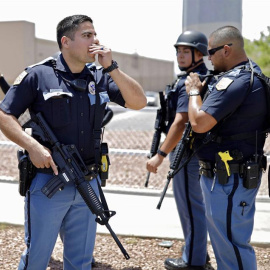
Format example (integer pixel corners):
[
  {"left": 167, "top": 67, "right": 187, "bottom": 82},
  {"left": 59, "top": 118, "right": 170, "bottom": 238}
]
[
  {"left": 194, "top": 49, "right": 204, "bottom": 60},
  {"left": 223, "top": 44, "right": 232, "bottom": 57},
  {"left": 61, "top": 36, "right": 70, "bottom": 48}
]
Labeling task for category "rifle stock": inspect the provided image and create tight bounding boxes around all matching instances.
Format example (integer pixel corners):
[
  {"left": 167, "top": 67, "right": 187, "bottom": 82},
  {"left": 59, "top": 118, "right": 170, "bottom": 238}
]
[{"left": 0, "top": 74, "right": 10, "bottom": 94}]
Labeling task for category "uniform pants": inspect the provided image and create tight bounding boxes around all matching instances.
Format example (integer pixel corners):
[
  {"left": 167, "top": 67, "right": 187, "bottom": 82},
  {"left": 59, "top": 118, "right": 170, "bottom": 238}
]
[
  {"left": 172, "top": 155, "right": 208, "bottom": 266},
  {"left": 18, "top": 173, "right": 99, "bottom": 270},
  {"left": 200, "top": 173, "right": 261, "bottom": 270}
]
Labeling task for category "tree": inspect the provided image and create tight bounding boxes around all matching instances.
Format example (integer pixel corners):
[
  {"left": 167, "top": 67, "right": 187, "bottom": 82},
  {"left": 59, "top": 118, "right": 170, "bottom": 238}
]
[{"left": 244, "top": 26, "right": 270, "bottom": 76}]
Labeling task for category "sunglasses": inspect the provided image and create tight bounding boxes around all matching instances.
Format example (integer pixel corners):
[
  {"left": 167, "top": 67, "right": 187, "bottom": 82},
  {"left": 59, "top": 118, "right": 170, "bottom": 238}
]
[{"left": 208, "top": 43, "right": 233, "bottom": 56}]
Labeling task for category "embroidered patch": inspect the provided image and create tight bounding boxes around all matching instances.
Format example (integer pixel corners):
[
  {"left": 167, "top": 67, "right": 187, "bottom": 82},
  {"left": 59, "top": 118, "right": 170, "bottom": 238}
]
[
  {"left": 88, "top": 81, "right": 96, "bottom": 95},
  {"left": 216, "top": 77, "right": 234, "bottom": 91},
  {"left": 13, "top": 71, "right": 28, "bottom": 85}
]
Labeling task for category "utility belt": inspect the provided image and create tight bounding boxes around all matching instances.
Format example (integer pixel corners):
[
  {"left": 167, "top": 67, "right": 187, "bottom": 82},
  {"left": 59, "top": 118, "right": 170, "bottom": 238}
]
[
  {"left": 36, "top": 163, "right": 99, "bottom": 180},
  {"left": 17, "top": 143, "right": 110, "bottom": 196},
  {"left": 199, "top": 150, "right": 266, "bottom": 189},
  {"left": 36, "top": 160, "right": 109, "bottom": 187}
]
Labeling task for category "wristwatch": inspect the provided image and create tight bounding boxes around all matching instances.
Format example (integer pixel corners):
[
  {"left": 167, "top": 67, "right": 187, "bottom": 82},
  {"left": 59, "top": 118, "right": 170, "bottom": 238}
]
[
  {"left": 189, "top": 89, "right": 200, "bottom": 96},
  {"left": 157, "top": 149, "right": 167, "bottom": 158},
  {"left": 102, "top": 60, "right": 118, "bottom": 74}
]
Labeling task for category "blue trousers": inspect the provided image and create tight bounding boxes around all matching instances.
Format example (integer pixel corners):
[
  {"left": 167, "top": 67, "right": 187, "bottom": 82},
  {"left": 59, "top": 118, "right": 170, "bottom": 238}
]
[
  {"left": 200, "top": 173, "right": 261, "bottom": 270},
  {"left": 18, "top": 173, "right": 99, "bottom": 270},
  {"left": 172, "top": 155, "right": 208, "bottom": 266}
]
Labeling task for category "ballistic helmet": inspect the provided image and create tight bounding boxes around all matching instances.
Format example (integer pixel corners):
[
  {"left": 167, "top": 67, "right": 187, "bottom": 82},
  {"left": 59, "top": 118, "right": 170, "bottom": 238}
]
[{"left": 174, "top": 30, "right": 208, "bottom": 56}]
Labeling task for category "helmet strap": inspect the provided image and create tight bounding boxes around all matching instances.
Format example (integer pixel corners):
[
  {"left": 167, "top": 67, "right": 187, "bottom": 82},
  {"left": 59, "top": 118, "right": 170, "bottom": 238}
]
[{"left": 178, "top": 48, "right": 203, "bottom": 72}]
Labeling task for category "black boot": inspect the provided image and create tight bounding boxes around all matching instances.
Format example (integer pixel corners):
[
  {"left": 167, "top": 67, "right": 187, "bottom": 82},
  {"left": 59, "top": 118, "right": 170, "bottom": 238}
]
[{"left": 164, "top": 258, "right": 205, "bottom": 270}]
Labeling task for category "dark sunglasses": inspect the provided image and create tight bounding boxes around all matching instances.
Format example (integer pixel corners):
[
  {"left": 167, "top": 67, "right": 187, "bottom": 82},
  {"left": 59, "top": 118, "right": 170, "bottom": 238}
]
[{"left": 208, "top": 43, "right": 232, "bottom": 56}]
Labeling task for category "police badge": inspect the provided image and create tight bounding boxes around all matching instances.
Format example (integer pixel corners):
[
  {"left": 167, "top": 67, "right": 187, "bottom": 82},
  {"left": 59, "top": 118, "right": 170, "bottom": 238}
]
[{"left": 88, "top": 81, "right": 96, "bottom": 95}]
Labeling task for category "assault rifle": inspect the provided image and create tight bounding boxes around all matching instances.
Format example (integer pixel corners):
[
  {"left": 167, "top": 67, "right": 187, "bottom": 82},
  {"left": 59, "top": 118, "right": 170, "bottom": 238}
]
[
  {"left": 23, "top": 112, "right": 130, "bottom": 260},
  {"left": 145, "top": 88, "right": 169, "bottom": 187},
  {"left": 157, "top": 122, "right": 192, "bottom": 209},
  {"left": 156, "top": 73, "right": 214, "bottom": 209}
]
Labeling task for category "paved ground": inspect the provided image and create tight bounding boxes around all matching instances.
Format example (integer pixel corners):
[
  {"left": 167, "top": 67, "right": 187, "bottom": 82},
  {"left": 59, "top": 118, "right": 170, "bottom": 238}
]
[{"left": 0, "top": 181, "right": 269, "bottom": 246}]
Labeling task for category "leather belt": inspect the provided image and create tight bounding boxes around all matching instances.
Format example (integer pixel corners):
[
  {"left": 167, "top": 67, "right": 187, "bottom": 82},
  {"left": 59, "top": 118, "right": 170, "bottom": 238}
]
[{"left": 36, "top": 167, "right": 53, "bottom": 174}]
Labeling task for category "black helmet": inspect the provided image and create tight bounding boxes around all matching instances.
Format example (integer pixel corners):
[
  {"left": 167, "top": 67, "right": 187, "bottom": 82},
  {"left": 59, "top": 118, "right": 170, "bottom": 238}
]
[{"left": 174, "top": 30, "right": 208, "bottom": 56}]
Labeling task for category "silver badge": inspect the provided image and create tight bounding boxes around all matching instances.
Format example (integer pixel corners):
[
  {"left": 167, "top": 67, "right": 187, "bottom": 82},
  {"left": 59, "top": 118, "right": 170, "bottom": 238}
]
[{"left": 88, "top": 81, "right": 96, "bottom": 95}]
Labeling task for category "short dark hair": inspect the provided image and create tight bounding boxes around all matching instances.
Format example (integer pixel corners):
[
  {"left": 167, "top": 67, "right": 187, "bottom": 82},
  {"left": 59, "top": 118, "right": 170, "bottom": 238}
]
[
  {"left": 210, "top": 25, "right": 244, "bottom": 48},
  {"left": 56, "top": 15, "right": 93, "bottom": 49}
]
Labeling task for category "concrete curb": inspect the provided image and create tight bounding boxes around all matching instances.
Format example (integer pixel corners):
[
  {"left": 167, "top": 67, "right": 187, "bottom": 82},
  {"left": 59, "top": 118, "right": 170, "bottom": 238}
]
[{"left": 0, "top": 179, "right": 269, "bottom": 203}]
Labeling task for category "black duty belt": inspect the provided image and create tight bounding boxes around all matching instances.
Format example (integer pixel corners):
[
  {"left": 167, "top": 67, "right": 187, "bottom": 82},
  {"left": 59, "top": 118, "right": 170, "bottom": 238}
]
[
  {"left": 36, "top": 167, "right": 53, "bottom": 174},
  {"left": 199, "top": 160, "right": 244, "bottom": 178}
]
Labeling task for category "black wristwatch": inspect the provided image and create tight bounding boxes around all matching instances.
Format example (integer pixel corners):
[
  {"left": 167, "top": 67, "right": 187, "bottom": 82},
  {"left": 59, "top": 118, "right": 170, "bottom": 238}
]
[
  {"left": 157, "top": 149, "right": 167, "bottom": 158},
  {"left": 102, "top": 60, "right": 118, "bottom": 74}
]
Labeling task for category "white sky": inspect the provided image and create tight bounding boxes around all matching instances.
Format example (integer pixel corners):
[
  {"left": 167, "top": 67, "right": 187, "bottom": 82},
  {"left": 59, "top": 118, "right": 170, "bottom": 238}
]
[{"left": 1, "top": 0, "right": 270, "bottom": 64}]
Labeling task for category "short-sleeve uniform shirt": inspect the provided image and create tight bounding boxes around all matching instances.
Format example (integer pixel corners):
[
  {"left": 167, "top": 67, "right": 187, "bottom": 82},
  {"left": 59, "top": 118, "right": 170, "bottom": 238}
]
[
  {"left": 194, "top": 60, "right": 268, "bottom": 161},
  {"left": 0, "top": 54, "right": 125, "bottom": 163}
]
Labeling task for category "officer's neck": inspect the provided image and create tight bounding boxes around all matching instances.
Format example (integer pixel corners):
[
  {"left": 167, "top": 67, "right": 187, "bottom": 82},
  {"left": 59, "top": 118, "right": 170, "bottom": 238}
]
[{"left": 62, "top": 52, "right": 85, "bottom": 74}]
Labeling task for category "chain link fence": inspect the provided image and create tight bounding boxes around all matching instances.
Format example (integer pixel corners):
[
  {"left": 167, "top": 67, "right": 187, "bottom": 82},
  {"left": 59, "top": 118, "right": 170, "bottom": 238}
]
[{"left": 0, "top": 106, "right": 269, "bottom": 196}]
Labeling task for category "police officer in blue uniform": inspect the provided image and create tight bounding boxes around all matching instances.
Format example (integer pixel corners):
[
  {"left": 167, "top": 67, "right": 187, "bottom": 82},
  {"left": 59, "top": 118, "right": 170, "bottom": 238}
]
[
  {"left": 185, "top": 26, "right": 268, "bottom": 270},
  {"left": 146, "top": 31, "right": 211, "bottom": 270},
  {"left": 0, "top": 15, "right": 146, "bottom": 270}
]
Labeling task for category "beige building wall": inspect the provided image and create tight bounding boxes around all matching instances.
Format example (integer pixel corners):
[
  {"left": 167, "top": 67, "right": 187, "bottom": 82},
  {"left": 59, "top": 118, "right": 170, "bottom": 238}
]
[
  {"left": 36, "top": 38, "right": 59, "bottom": 63},
  {"left": 112, "top": 52, "right": 174, "bottom": 92},
  {"left": 0, "top": 21, "right": 36, "bottom": 84},
  {"left": 0, "top": 21, "right": 174, "bottom": 100}
]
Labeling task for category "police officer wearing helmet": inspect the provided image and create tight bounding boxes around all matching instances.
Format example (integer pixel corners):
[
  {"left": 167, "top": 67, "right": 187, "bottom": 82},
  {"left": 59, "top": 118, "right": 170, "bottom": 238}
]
[
  {"left": 146, "top": 30, "right": 212, "bottom": 270},
  {"left": 0, "top": 14, "right": 146, "bottom": 269},
  {"left": 185, "top": 26, "right": 268, "bottom": 270}
]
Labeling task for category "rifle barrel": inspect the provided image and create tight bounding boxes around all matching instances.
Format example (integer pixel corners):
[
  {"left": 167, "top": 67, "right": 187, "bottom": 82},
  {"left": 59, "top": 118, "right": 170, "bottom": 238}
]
[
  {"left": 105, "top": 223, "right": 130, "bottom": 260},
  {"left": 156, "top": 175, "right": 172, "bottom": 209},
  {"left": 144, "top": 171, "right": 151, "bottom": 187}
]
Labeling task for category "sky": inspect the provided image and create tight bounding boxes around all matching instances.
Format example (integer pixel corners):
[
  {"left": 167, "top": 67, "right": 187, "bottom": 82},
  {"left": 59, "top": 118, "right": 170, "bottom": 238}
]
[{"left": 1, "top": 0, "right": 270, "bottom": 65}]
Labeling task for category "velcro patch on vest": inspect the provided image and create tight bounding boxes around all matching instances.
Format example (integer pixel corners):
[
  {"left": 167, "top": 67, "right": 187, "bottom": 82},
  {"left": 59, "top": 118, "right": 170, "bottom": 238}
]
[
  {"left": 13, "top": 71, "right": 28, "bottom": 85},
  {"left": 216, "top": 77, "right": 234, "bottom": 91}
]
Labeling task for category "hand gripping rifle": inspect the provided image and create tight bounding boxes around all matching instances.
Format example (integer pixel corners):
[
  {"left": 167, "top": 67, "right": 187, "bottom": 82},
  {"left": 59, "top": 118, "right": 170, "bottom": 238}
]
[
  {"left": 145, "top": 88, "right": 168, "bottom": 187},
  {"left": 23, "top": 112, "right": 130, "bottom": 260},
  {"left": 156, "top": 73, "right": 213, "bottom": 209}
]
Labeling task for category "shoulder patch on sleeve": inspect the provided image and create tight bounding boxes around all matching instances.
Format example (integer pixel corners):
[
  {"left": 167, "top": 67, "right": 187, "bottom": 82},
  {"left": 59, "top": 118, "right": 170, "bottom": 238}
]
[
  {"left": 13, "top": 70, "right": 28, "bottom": 85},
  {"left": 216, "top": 77, "right": 234, "bottom": 91},
  {"left": 228, "top": 69, "right": 241, "bottom": 77}
]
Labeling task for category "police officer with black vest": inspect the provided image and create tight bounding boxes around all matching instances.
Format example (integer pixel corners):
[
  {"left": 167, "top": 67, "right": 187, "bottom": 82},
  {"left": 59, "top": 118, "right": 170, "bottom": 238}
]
[
  {"left": 185, "top": 26, "right": 268, "bottom": 270},
  {"left": 146, "top": 31, "right": 212, "bottom": 270},
  {"left": 0, "top": 14, "right": 146, "bottom": 270}
]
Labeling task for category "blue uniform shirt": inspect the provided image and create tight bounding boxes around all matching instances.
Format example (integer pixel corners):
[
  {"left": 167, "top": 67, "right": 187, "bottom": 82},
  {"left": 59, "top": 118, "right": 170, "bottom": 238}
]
[
  {"left": 194, "top": 60, "right": 268, "bottom": 162},
  {"left": 0, "top": 54, "right": 125, "bottom": 163}
]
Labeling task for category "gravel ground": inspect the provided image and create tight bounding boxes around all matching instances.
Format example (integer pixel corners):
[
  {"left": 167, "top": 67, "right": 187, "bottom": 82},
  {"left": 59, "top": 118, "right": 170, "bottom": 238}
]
[{"left": 1, "top": 224, "right": 270, "bottom": 270}]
